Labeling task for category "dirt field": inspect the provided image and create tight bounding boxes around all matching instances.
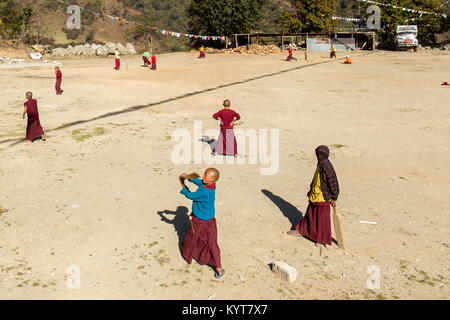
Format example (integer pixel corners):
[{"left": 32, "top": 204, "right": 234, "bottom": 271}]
[{"left": 0, "top": 50, "right": 449, "bottom": 299}]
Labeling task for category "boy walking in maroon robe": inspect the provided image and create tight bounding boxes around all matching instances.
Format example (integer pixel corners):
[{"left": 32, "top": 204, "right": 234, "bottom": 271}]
[
  {"left": 179, "top": 168, "right": 225, "bottom": 278},
  {"left": 23, "top": 92, "right": 46, "bottom": 143},
  {"left": 55, "top": 66, "right": 63, "bottom": 95},
  {"left": 212, "top": 100, "right": 241, "bottom": 157},
  {"left": 288, "top": 145, "right": 339, "bottom": 247}
]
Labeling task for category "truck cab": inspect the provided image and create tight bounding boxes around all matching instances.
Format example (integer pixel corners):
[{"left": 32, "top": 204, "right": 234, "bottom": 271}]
[{"left": 395, "top": 25, "right": 419, "bottom": 51}]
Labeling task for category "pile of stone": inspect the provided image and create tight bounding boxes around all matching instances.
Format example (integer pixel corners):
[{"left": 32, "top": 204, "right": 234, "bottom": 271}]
[
  {"left": 0, "top": 57, "right": 26, "bottom": 64},
  {"left": 51, "top": 42, "right": 136, "bottom": 57},
  {"left": 192, "top": 44, "right": 283, "bottom": 55},
  {"left": 417, "top": 43, "right": 450, "bottom": 51}
]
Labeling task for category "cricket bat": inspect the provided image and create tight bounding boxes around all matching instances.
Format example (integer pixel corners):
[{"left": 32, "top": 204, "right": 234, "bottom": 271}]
[
  {"left": 333, "top": 207, "right": 345, "bottom": 249},
  {"left": 184, "top": 172, "right": 200, "bottom": 180}
]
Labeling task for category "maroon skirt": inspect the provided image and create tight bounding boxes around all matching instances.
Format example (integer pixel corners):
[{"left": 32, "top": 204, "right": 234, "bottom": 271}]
[
  {"left": 214, "top": 127, "right": 237, "bottom": 156},
  {"left": 26, "top": 118, "right": 44, "bottom": 142},
  {"left": 55, "top": 78, "right": 62, "bottom": 94},
  {"left": 297, "top": 201, "right": 332, "bottom": 245},
  {"left": 143, "top": 56, "right": 150, "bottom": 65},
  {"left": 286, "top": 54, "right": 293, "bottom": 61},
  {"left": 199, "top": 51, "right": 205, "bottom": 58},
  {"left": 182, "top": 216, "right": 221, "bottom": 268},
  {"left": 151, "top": 62, "right": 156, "bottom": 70}
]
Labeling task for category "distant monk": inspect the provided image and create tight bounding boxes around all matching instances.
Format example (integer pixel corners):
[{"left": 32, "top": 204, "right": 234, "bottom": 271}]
[
  {"left": 114, "top": 48, "right": 120, "bottom": 70},
  {"left": 330, "top": 45, "right": 336, "bottom": 58},
  {"left": 23, "top": 91, "right": 46, "bottom": 143},
  {"left": 179, "top": 168, "right": 225, "bottom": 278},
  {"left": 285, "top": 45, "right": 297, "bottom": 61},
  {"left": 142, "top": 51, "right": 151, "bottom": 66},
  {"left": 55, "top": 66, "right": 63, "bottom": 95},
  {"left": 344, "top": 55, "right": 352, "bottom": 64},
  {"left": 288, "top": 146, "right": 339, "bottom": 247},
  {"left": 212, "top": 99, "right": 241, "bottom": 157},
  {"left": 151, "top": 54, "right": 157, "bottom": 70},
  {"left": 199, "top": 45, "right": 205, "bottom": 58}
]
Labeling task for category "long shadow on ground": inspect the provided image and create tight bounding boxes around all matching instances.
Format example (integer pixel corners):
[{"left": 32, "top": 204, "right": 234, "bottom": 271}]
[{"left": 1, "top": 54, "right": 372, "bottom": 148}]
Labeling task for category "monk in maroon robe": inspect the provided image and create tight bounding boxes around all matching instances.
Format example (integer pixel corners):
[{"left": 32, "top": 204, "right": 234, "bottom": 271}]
[
  {"left": 212, "top": 100, "right": 241, "bottom": 156},
  {"left": 23, "top": 92, "right": 45, "bottom": 143},
  {"left": 55, "top": 66, "right": 63, "bottom": 95},
  {"left": 288, "top": 146, "right": 339, "bottom": 247}
]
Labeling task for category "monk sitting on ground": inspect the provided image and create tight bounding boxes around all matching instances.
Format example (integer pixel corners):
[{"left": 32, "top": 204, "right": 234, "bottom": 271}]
[{"left": 344, "top": 55, "right": 352, "bottom": 64}]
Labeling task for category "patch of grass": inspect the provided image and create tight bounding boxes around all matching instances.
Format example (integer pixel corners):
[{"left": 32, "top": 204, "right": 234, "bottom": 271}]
[{"left": 71, "top": 127, "right": 107, "bottom": 142}]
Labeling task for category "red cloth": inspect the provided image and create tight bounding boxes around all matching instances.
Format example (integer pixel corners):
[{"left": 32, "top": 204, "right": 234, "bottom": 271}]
[
  {"left": 289, "top": 48, "right": 293, "bottom": 55},
  {"left": 24, "top": 99, "right": 44, "bottom": 142},
  {"left": 151, "top": 62, "right": 157, "bottom": 70},
  {"left": 115, "top": 58, "right": 120, "bottom": 69},
  {"left": 55, "top": 70, "right": 62, "bottom": 94},
  {"left": 213, "top": 108, "right": 240, "bottom": 156},
  {"left": 55, "top": 79, "right": 62, "bottom": 94},
  {"left": 199, "top": 51, "right": 206, "bottom": 58},
  {"left": 297, "top": 201, "right": 332, "bottom": 245},
  {"left": 286, "top": 54, "right": 293, "bottom": 61},
  {"left": 330, "top": 51, "right": 336, "bottom": 58},
  {"left": 182, "top": 216, "right": 222, "bottom": 268},
  {"left": 143, "top": 57, "right": 150, "bottom": 65},
  {"left": 151, "top": 56, "right": 156, "bottom": 63}
]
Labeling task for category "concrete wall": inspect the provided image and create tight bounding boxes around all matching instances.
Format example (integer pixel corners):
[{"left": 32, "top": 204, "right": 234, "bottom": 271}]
[{"left": 307, "top": 38, "right": 356, "bottom": 51}]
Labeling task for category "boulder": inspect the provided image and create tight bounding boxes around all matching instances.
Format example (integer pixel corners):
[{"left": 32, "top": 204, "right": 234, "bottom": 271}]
[
  {"left": 126, "top": 43, "right": 136, "bottom": 55},
  {"left": 52, "top": 47, "right": 69, "bottom": 57},
  {"left": 96, "top": 46, "right": 109, "bottom": 57},
  {"left": 106, "top": 42, "right": 117, "bottom": 54},
  {"left": 116, "top": 42, "right": 127, "bottom": 55}
]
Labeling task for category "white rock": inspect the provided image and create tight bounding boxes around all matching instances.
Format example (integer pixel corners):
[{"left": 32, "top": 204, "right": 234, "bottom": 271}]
[
  {"left": 271, "top": 261, "right": 297, "bottom": 283},
  {"left": 126, "top": 42, "right": 136, "bottom": 55}
]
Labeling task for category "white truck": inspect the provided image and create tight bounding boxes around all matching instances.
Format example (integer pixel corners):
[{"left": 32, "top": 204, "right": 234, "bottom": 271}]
[{"left": 395, "top": 25, "right": 419, "bottom": 51}]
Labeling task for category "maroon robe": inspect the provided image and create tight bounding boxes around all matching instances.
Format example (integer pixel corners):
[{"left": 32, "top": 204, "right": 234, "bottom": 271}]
[
  {"left": 55, "top": 70, "right": 62, "bottom": 94},
  {"left": 297, "top": 201, "right": 332, "bottom": 245},
  {"left": 212, "top": 108, "right": 240, "bottom": 156},
  {"left": 182, "top": 216, "right": 222, "bottom": 268},
  {"left": 25, "top": 98, "right": 44, "bottom": 142},
  {"left": 199, "top": 51, "right": 205, "bottom": 58},
  {"left": 115, "top": 58, "right": 120, "bottom": 69},
  {"left": 143, "top": 56, "right": 150, "bottom": 66}
]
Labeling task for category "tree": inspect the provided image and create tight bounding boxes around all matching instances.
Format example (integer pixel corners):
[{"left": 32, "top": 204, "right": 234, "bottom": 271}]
[
  {"left": 0, "top": 0, "right": 32, "bottom": 40},
  {"left": 187, "top": 0, "right": 266, "bottom": 47},
  {"left": 360, "top": 0, "right": 449, "bottom": 46},
  {"left": 281, "top": 0, "right": 337, "bottom": 33}
]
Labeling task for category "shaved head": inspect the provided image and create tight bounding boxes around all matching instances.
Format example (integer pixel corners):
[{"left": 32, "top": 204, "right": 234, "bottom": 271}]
[
  {"left": 26, "top": 91, "right": 32, "bottom": 98},
  {"left": 205, "top": 167, "right": 220, "bottom": 182},
  {"left": 223, "top": 99, "right": 230, "bottom": 108}
]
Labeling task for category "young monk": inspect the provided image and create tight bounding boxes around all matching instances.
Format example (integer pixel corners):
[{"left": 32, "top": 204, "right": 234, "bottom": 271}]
[
  {"left": 151, "top": 54, "right": 157, "bottom": 70},
  {"left": 179, "top": 168, "right": 225, "bottom": 278},
  {"left": 288, "top": 145, "right": 339, "bottom": 247},
  {"left": 23, "top": 91, "right": 46, "bottom": 143},
  {"left": 285, "top": 45, "right": 297, "bottom": 61},
  {"left": 114, "top": 48, "right": 120, "bottom": 70},
  {"left": 330, "top": 45, "right": 336, "bottom": 58},
  {"left": 199, "top": 45, "right": 205, "bottom": 58},
  {"left": 142, "top": 51, "right": 151, "bottom": 66},
  {"left": 344, "top": 55, "right": 352, "bottom": 64},
  {"left": 55, "top": 66, "right": 63, "bottom": 95},
  {"left": 212, "top": 99, "right": 241, "bottom": 157}
]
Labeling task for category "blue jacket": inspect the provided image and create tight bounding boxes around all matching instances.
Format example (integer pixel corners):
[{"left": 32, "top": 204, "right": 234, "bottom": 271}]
[{"left": 180, "top": 178, "right": 216, "bottom": 221}]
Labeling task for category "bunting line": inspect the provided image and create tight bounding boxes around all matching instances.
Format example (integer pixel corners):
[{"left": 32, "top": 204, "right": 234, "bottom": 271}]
[
  {"left": 54, "top": 0, "right": 226, "bottom": 40},
  {"left": 356, "top": 0, "right": 448, "bottom": 18}
]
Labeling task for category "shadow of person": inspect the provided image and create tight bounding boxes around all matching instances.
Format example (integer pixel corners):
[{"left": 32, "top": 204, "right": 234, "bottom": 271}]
[
  {"left": 261, "top": 189, "right": 303, "bottom": 230},
  {"left": 199, "top": 135, "right": 217, "bottom": 152},
  {"left": 157, "top": 206, "right": 190, "bottom": 255}
]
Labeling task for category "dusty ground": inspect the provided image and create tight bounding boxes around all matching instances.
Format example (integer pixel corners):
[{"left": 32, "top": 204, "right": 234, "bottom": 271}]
[{"left": 0, "top": 50, "right": 449, "bottom": 300}]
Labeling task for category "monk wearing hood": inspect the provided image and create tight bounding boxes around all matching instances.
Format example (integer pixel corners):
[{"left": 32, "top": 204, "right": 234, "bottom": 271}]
[{"left": 288, "top": 145, "right": 339, "bottom": 247}]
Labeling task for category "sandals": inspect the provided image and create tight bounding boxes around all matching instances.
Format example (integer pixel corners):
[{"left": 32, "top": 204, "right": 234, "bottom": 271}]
[{"left": 214, "top": 269, "right": 226, "bottom": 279}]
